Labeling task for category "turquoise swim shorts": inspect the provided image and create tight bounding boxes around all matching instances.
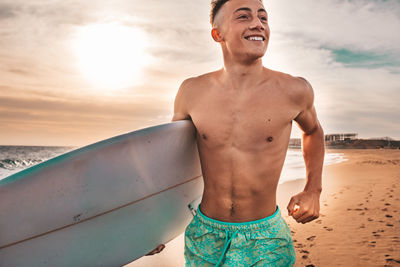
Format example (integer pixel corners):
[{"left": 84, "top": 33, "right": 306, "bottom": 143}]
[{"left": 184, "top": 204, "right": 296, "bottom": 267}]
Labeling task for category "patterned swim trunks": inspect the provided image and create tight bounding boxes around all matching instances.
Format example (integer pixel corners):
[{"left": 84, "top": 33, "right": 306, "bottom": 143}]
[{"left": 184, "top": 204, "right": 296, "bottom": 267}]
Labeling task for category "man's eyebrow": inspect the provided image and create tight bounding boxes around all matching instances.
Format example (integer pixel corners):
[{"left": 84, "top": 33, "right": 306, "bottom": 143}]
[{"left": 233, "top": 7, "right": 268, "bottom": 14}]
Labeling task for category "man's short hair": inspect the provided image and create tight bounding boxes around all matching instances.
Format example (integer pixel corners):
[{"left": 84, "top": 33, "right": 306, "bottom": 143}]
[
  {"left": 210, "top": 0, "right": 264, "bottom": 27},
  {"left": 210, "top": 0, "right": 230, "bottom": 26}
]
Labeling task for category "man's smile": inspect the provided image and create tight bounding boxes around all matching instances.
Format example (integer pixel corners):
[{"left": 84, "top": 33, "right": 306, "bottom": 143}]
[{"left": 244, "top": 35, "right": 265, "bottom": 42}]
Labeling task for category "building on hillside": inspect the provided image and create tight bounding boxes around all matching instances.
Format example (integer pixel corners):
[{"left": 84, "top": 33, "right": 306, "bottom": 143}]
[{"left": 325, "top": 133, "right": 358, "bottom": 142}]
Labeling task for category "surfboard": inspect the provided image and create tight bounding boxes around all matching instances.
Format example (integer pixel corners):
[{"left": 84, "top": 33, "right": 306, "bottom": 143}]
[{"left": 0, "top": 120, "right": 204, "bottom": 267}]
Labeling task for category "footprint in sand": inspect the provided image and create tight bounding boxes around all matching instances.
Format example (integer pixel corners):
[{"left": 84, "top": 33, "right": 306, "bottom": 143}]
[
  {"left": 359, "top": 224, "right": 366, "bottom": 228},
  {"left": 315, "top": 219, "right": 322, "bottom": 224},
  {"left": 359, "top": 212, "right": 365, "bottom": 215},
  {"left": 385, "top": 203, "right": 391, "bottom": 206},
  {"left": 306, "top": 235, "right": 316, "bottom": 241},
  {"left": 323, "top": 226, "right": 333, "bottom": 231},
  {"left": 386, "top": 223, "right": 394, "bottom": 227},
  {"left": 382, "top": 208, "right": 388, "bottom": 211},
  {"left": 386, "top": 258, "right": 400, "bottom": 264},
  {"left": 305, "top": 265, "right": 315, "bottom": 267},
  {"left": 300, "top": 249, "right": 310, "bottom": 257},
  {"left": 385, "top": 214, "right": 393, "bottom": 218},
  {"left": 367, "top": 218, "right": 373, "bottom": 221}
]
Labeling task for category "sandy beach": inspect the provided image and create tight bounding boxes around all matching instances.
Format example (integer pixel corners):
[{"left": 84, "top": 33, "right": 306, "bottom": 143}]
[
  {"left": 288, "top": 149, "right": 400, "bottom": 267},
  {"left": 128, "top": 149, "right": 400, "bottom": 267}
]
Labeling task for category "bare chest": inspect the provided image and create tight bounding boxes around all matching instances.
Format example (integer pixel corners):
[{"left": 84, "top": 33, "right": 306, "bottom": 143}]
[{"left": 189, "top": 87, "right": 298, "bottom": 151}]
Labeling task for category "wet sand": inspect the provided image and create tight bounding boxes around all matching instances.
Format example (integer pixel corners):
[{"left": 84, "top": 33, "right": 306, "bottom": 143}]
[{"left": 127, "top": 149, "right": 400, "bottom": 266}]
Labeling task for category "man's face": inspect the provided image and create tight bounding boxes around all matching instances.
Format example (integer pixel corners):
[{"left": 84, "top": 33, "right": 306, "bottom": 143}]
[{"left": 215, "top": 0, "right": 270, "bottom": 62}]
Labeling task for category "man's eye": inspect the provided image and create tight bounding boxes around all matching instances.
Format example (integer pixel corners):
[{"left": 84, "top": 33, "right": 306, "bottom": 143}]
[
  {"left": 260, "top": 16, "right": 268, "bottom": 21},
  {"left": 238, "top": 15, "right": 248, "bottom": 19}
]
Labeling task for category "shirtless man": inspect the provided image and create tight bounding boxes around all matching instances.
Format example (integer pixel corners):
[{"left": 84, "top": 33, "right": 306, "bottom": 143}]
[{"left": 147, "top": 0, "right": 325, "bottom": 265}]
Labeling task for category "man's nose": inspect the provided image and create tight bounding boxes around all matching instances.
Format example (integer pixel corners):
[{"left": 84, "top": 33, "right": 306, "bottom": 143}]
[{"left": 249, "top": 17, "right": 265, "bottom": 31}]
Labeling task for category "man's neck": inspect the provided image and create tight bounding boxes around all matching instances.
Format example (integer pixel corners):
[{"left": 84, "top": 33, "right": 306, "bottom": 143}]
[{"left": 220, "top": 58, "right": 265, "bottom": 90}]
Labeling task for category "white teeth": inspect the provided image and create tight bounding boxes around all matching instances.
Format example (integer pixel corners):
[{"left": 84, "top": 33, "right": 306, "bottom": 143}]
[{"left": 247, "top": 36, "right": 263, "bottom": 41}]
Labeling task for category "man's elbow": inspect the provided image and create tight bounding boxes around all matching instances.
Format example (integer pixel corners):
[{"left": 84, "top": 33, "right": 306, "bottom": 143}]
[{"left": 304, "top": 121, "right": 324, "bottom": 136}]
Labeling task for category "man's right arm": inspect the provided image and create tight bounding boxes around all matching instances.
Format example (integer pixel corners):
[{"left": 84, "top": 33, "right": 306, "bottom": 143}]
[
  {"left": 172, "top": 78, "right": 193, "bottom": 122},
  {"left": 147, "top": 79, "right": 193, "bottom": 257}
]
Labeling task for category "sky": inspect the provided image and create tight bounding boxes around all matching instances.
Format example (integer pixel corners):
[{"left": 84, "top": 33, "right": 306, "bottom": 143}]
[{"left": 0, "top": 0, "right": 399, "bottom": 146}]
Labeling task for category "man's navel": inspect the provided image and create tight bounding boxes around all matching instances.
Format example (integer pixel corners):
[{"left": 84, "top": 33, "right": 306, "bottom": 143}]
[
  {"left": 230, "top": 202, "right": 235, "bottom": 216},
  {"left": 229, "top": 186, "right": 236, "bottom": 216}
]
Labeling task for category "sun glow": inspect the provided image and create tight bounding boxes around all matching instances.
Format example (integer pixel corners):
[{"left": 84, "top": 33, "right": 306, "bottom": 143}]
[{"left": 71, "top": 23, "right": 149, "bottom": 90}]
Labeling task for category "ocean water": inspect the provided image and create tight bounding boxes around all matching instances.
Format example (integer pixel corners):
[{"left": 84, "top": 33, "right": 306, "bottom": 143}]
[
  {"left": 0, "top": 146, "right": 75, "bottom": 180},
  {"left": 280, "top": 149, "right": 347, "bottom": 184},
  {"left": 0, "top": 146, "right": 346, "bottom": 181}
]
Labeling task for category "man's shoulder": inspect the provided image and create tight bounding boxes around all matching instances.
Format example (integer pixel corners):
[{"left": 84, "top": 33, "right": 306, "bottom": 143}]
[
  {"left": 265, "top": 68, "right": 309, "bottom": 86},
  {"left": 266, "top": 68, "right": 314, "bottom": 107},
  {"left": 179, "top": 70, "right": 220, "bottom": 91},
  {"left": 184, "top": 70, "right": 219, "bottom": 84},
  {"left": 271, "top": 69, "right": 312, "bottom": 96}
]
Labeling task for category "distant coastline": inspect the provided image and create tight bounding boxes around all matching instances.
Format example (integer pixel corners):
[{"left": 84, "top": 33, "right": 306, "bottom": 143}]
[{"left": 289, "top": 137, "right": 400, "bottom": 149}]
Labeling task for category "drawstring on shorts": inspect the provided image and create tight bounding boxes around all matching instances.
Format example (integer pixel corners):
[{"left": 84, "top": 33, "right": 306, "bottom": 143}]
[{"left": 215, "top": 229, "right": 239, "bottom": 267}]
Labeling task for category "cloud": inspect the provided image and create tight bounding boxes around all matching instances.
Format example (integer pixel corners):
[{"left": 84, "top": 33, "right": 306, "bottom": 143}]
[
  {"left": 0, "top": 3, "right": 17, "bottom": 20},
  {"left": 267, "top": 0, "right": 400, "bottom": 54},
  {"left": 263, "top": 0, "right": 400, "bottom": 139},
  {"left": 0, "top": 0, "right": 399, "bottom": 144}
]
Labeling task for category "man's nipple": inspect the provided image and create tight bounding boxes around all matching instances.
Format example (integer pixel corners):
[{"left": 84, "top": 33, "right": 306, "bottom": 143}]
[
  {"left": 266, "top": 136, "right": 273, "bottom": 142},
  {"left": 202, "top": 133, "right": 207, "bottom": 140}
]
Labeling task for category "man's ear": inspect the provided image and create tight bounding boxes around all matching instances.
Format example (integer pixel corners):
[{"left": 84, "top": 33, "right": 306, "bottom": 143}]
[{"left": 211, "top": 28, "right": 222, "bottom": 42}]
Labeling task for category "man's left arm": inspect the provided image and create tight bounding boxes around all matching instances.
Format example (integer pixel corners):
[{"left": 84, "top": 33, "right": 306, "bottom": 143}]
[{"left": 287, "top": 77, "right": 325, "bottom": 224}]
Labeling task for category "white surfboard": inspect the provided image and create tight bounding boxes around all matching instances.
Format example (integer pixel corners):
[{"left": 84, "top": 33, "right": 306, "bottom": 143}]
[{"left": 0, "top": 120, "right": 204, "bottom": 267}]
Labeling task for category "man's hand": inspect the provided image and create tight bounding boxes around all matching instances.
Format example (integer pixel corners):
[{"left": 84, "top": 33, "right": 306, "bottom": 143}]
[
  {"left": 145, "top": 244, "right": 165, "bottom": 256},
  {"left": 287, "top": 190, "right": 321, "bottom": 224}
]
